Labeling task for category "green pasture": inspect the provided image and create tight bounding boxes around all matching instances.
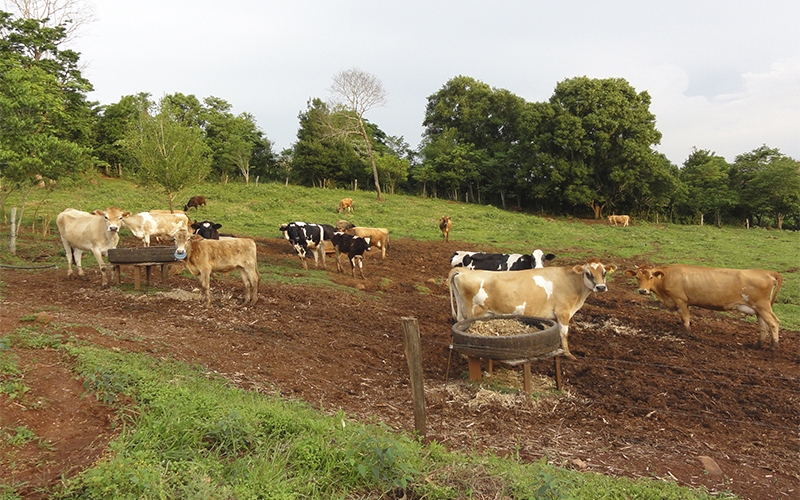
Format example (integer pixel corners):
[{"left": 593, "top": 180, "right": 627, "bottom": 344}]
[{"left": 4, "top": 176, "right": 799, "bottom": 330}]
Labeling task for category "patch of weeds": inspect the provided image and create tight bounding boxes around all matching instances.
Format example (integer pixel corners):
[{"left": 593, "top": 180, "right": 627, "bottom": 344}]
[
  {"left": 525, "top": 469, "right": 570, "bottom": 499},
  {"left": 0, "top": 381, "right": 30, "bottom": 401},
  {"left": 414, "top": 284, "right": 431, "bottom": 294},
  {"left": 83, "top": 367, "right": 133, "bottom": 404},
  {"left": 18, "top": 315, "right": 38, "bottom": 322},
  {"left": 1, "top": 426, "right": 38, "bottom": 447},
  {"left": 379, "top": 278, "right": 393, "bottom": 288},
  {"left": 7, "top": 327, "right": 64, "bottom": 350},
  {"left": 345, "top": 427, "right": 419, "bottom": 491}
]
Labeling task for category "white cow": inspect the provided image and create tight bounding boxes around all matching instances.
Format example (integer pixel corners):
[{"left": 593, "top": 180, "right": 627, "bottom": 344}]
[
  {"left": 122, "top": 211, "right": 190, "bottom": 246},
  {"left": 57, "top": 207, "right": 130, "bottom": 286}
]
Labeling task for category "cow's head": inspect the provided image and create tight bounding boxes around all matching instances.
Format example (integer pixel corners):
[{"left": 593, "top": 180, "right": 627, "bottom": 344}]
[
  {"left": 93, "top": 207, "right": 130, "bottom": 233},
  {"left": 532, "top": 249, "right": 556, "bottom": 268},
  {"left": 624, "top": 265, "right": 664, "bottom": 295},
  {"left": 172, "top": 228, "right": 202, "bottom": 260},
  {"left": 573, "top": 258, "right": 616, "bottom": 292},
  {"left": 192, "top": 220, "right": 222, "bottom": 239}
]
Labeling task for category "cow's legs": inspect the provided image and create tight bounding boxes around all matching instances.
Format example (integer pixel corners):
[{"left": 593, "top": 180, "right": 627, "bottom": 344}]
[
  {"left": 317, "top": 246, "right": 326, "bottom": 270},
  {"left": 90, "top": 248, "right": 109, "bottom": 286},
  {"left": 240, "top": 270, "right": 252, "bottom": 305},
  {"left": 558, "top": 323, "right": 576, "bottom": 360},
  {"left": 755, "top": 308, "right": 781, "bottom": 350},
  {"left": 675, "top": 302, "right": 694, "bottom": 337},
  {"left": 200, "top": 272, "right": 212, "bottom": 306},
  {"left": 72, "top": 249, "right": 87, "bottom": 279}
]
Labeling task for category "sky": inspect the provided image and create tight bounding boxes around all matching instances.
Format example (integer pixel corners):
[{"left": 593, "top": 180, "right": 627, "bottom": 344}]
[{"left": 61, "top": 0, "right": 800, "bottom": 164}]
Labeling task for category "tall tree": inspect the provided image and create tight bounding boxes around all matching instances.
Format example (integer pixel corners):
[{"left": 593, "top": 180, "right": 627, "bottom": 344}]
[
  {"left": 123, "top": 98, "right": 211, "bottom": 211},
  {"left": 0, "top": 11, "right": 92, "bottom": 249},
  {"left": 732, "top": 146, "right": 800, "bottom": 228},
  {"left": 541, "top": 76, "right": 663, "bottom": 218},
  {"left": 328, "top": 68, "right": 388, "bottom": 200}
]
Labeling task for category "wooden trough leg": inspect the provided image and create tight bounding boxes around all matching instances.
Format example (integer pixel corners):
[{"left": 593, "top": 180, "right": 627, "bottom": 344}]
[
  {"left": 113, "top": 265, "right": 121, "bottom": 286},
  {"left": 523, "top": 362, "right": 532, "bottom": 393},
  {"left": 133, "top": 266, "right": 142, "bottom": 290},
  {"left": 160, "top": 264, "right": 169, "bottom": 285},
  {"left": 467, "top": 356, "right": 482, "bottom": 382},
  {"left": 144, "top": 265, "right": 152, "bottom": 287}
]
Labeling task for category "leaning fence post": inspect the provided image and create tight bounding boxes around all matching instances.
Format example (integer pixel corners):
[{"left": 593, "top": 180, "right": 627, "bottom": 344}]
[{"left": 401, "top": 317, "right": 426, "bottom": 438}]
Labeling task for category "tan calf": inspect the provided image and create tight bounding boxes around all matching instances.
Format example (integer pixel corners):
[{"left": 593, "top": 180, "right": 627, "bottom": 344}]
[
  {"left": 337, "top": 198, "right": 354, "bottom": 214},
  {"left": 172, "top": 228, "right": 259, "bottom": 307},
  {"left": 608, "top": 215, "right": 630, "bottom": 226},
  {"left": 344, "top": 226, "right": 389, "bottom": 259},
  {"left": 439, "top": 216, "right": 452, "bottom": 242}
]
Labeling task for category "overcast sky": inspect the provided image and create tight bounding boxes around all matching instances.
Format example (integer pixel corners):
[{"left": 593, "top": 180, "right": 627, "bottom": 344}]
[{"left": 67, "top": 0, "right": 799, "bottom": 165}]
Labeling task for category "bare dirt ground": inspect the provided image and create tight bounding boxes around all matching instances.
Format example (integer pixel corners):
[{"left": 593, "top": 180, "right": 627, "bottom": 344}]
[{"left": 1, "top": 226, "right": 798, "bottom": 499}]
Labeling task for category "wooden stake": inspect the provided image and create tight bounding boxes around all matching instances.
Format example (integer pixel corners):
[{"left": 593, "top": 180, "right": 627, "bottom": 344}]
[{"left": 401, "top": 317, "right": 426, "bottom": 438}]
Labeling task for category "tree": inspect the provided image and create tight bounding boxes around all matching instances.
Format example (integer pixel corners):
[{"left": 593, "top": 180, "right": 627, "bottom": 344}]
[
  {"left": 328, "top": 68, "right": 388, "bottom": 201},
  {"left": 0, "top": 11, "right": 92, "bottom": 250},
  {"left": 731, "top": 147, "right": 800, "bottom": 229},
  {"left": 124, "top": 98, "right": 211, "bottom": 211},
  {"left": 679, "top": 148, "right": 733, "bottom": 226},
  {"left": 2, "top": 0, "right": 96, "bottom": 50},
  {"left": 539, "top": 77, "right": 664, "bottom": 218},
  {"left": 93, "top": 93, "right": 151, "bottom": 176}
]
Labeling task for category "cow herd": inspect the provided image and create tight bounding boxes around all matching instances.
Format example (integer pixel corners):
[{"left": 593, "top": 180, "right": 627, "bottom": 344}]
[{"left": 55, "top": 200, "right": 785, "bottom": 355}]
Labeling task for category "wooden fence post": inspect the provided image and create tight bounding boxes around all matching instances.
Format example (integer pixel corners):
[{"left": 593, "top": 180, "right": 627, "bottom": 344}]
[{"left": 401, "top": 317, "right": 426, "bottom": 438}]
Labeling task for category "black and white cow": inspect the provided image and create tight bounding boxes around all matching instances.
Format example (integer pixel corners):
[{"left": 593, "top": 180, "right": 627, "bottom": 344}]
[
  {"left": 331, "top": 232, "right": 371, "bottom": 279},
  {"left": 280, "top": 221, "right": 335, "bottom": 270},
  {"left": 192, "top": 220, "right": 222, "bottom": 239},
  {"left": 450, "top": 249, "right": 556, "bottom": 271}
]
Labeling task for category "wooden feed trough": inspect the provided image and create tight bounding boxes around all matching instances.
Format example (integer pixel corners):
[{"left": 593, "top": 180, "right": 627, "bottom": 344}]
[
  {"left": 107, "top": 247, "right": 180, "bottom": 290},
  {"left": 451, "top": 314, "right": 565, "bottom": 391}
]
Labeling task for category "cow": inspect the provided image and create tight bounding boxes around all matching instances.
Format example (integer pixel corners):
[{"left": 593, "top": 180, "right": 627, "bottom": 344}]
[
  {"left": 183, "top": 195, "right": 207, "bottom": 211},
  {"left": 280, "top": 222, "right": 335, "bottom": 270},
  {"left": 56, "top": 207, "right": 131, "bottom": 287},
  {"left": 335, "top": 220, "right": 355, "bottom": 232},
  {"left": 172, "top": 228, "right": 259, "bottom": 307},
  {"left": 608, "top": 215, "right": 630, "bottom": 227},
  {"left": 121, "top": 211, "right": 190, "bottom": 247},
  {"left": 192, "top": 220, "right": 222, "bottom": 239},
  {"left": 624, "top": 265, "right": 783, "bottom": 349},
  {"left": 450, "top": 249, "right": 556, "bottom": 271},
  {"left": 337, "top": 198, "right": 354, "bottom": 214},
  {"left": 449, "top": 258, "right": 617, "bottom": 359},
  {"left": 439, "top": 216, "right": 452, "bottom": 242},
  {"left": 331, "top": 232, "right": 372, "bottom": 278},
  {"left": 344, "top": 226, "right": 389, "bottom": 259}
]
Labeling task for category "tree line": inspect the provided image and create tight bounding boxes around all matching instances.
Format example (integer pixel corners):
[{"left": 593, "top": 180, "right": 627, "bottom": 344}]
[{"left": 1, "top": 11, "right": 798, "bottom": 229}]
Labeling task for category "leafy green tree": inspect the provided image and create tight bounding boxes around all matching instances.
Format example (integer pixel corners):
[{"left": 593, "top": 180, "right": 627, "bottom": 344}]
[
  {"left": 291, "top": 98, "right": 366, "bottom": 189},
  {"left": 538, "top": 76, "right": 664, "bottom": 218},
  {"left": 420, "top": 76, "right": 525, "bottom": 206},
  {"left": 375, "top": 153, "right": 409, "bottom": 195},
  {"left": 678, "top": 148, "right": 734, "bottom": 226},
  {"left": 0, "top": 11, "right": 93, "bottom": 249},
  {"left": 730, "top": 146, "right": 799, "bottom": 229},
  {"left": 123, "top": 97, "right": 211, "bottom": 211},
  {"left": 93, "top": 93, "right": 151, "bottom": 176}
]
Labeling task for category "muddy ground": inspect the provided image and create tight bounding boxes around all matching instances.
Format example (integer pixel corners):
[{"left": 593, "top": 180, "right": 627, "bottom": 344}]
[{"left": 1, "top": 228, "right": 798, "bottom": 499}]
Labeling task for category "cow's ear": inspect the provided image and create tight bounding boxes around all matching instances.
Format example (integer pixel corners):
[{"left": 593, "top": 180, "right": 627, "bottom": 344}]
[
  {"left": 92, "top": 210, "right": 104, "bottom": 216},
  {"left": 572, "top": 265, "right": 583, "bottom": 274},
  {"left": 624, "top": 269, "right": 637, "bottom": 277},
  {"left": 122, "top": 211, "right": 131, "bottom": 217},
  {"left": 606, "top": 265, "right": 617, "bottom": 273},
  {"left": 213, "top": 224, "right": 222, "bottom": 229},
  {"left": 190, "top": 234, "right": 204, "bottom": 242},
  {"left": 653, "top": 270, "right": 665, "bottom": 279}
]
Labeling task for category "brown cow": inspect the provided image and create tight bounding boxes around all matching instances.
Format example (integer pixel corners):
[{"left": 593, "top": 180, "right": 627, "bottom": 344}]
[
  {"left": 624, "top": 265, "right": 783, "bottom": 349},
  {"left": 172, "top": 228, "right": 259, "bottom": 307},
  {"left": 344, "top": 226, "right": 388, "bottom": 259},
  {"left": 439, "top": 216, "right": 452, "bottom": 242},
  {"left": 184, "top": 196, "right": 207, "bottom": 211},
  {"left": 449, "top": 259, "right": 616, "bottom": 359},
  {"left": 337, "top": 198, "right": 354, "bottom": 214}
]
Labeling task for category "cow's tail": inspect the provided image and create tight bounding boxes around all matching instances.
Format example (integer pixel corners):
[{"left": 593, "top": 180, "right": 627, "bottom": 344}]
[
  {"left": 770, "top": 271, "right": 783, "bottom": 306},
  {"left": 448, "top": 268, "right": 463, "bottom": 322}
]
